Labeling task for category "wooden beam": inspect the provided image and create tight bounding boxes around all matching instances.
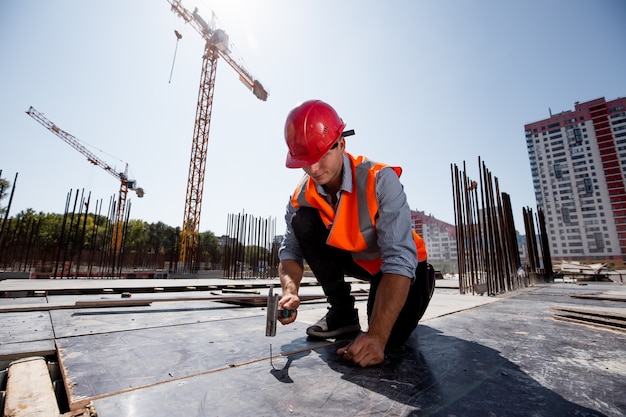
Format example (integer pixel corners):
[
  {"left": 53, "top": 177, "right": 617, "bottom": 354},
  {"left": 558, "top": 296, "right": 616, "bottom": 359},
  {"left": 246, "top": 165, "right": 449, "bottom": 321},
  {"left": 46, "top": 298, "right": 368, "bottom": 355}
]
[
  {"left": 0, "top": 294, "right": 348, "bottom": 313},
  {"left": 4, "top": 356, "right": 60, "bottom": 417},
  {"left": 551, "top": 304, "right": 626, "bottom": 332},
  {"left": 570, "top": 294, "right": 626, "bottom": 302}
]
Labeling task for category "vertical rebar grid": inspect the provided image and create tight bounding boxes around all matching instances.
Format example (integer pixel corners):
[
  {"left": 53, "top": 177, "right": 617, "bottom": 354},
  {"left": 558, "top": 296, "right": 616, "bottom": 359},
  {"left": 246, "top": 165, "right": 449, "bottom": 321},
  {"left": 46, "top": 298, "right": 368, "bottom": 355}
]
[
  {"left": 223, "top": 212, "right": 277, "bottom": 280},
  {"left": 451, "top": 158, "right": 529, "bottom": 295}
]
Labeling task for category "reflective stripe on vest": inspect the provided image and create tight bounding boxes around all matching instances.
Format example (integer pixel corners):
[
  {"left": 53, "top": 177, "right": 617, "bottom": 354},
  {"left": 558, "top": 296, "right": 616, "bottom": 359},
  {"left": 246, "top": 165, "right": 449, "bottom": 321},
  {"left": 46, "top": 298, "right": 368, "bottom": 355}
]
[{"left": 291, "top": 152, "right": 427, "bottom": 274}]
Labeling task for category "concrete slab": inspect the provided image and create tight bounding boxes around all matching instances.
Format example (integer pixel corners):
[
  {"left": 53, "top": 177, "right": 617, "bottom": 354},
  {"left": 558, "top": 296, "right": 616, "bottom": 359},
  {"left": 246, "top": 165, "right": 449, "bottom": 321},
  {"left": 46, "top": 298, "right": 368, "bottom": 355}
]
[
  {"left": 421, "top": 288, "right": 499, "bottom": 321},
  {"left": 421, "top": 287, "right": 625, "bottom": 417},
  {"left": 0, "top": 311, "right": 55, "bottom": 360},
  {"left": 90, "top": 321, "right": 618, "bottom": 417},
  {"left": 51, "top": 286, "right": 496, "bottom": 410},
  {"left": 55, "top": 311, "right": 325, "bottom": 410},
  {"left": 1, "top": 280, "right": 624, "bottom": 416}
]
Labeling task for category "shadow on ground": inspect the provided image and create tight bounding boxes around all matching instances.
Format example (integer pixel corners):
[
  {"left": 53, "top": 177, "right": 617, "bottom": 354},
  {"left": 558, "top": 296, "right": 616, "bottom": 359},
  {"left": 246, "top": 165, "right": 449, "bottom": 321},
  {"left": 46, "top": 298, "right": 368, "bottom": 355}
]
[{"left": 304, "top": 325, "right": 609, "bottom": 417}]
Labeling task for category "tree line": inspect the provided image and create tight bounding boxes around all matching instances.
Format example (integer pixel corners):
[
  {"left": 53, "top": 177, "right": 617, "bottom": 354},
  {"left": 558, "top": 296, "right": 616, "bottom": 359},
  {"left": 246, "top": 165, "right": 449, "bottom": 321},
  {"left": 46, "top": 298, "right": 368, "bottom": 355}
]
[
  {"left": 2, "top": 174, "right": 278, "bottom": 278},
  {"left": 1, "top": 173, "right": 224, "bottom": 276},
  {"left": 0, "top": 208, "right": 221, "bottom": 276}
]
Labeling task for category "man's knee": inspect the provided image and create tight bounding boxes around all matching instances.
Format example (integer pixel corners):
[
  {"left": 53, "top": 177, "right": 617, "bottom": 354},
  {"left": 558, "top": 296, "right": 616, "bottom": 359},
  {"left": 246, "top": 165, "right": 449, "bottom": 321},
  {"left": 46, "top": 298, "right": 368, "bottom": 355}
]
[{"left": 387, "top": 262, "right": 435, "bottom": 348}]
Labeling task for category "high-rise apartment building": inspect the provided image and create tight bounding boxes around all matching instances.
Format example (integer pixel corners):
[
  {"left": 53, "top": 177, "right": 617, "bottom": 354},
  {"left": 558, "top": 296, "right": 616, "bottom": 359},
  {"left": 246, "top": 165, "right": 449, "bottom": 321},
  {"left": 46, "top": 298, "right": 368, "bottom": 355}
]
[{"left": 525, "top": 96, "right": 626, "bottom": 263}]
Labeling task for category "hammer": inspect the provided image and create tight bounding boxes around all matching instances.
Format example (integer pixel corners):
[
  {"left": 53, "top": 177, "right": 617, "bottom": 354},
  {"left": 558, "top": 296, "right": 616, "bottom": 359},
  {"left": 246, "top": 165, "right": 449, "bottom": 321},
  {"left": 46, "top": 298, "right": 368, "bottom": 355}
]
[{"left": 265, "top": 285, "right": 296, "bottom": 337}]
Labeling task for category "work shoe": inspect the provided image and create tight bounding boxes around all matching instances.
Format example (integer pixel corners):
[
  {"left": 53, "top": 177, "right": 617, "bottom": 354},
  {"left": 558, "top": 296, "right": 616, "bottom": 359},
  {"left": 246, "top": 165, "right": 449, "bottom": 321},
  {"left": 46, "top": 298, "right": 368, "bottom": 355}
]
[{"left": 306, "top": 307, "right": 361, "bottom": 339}]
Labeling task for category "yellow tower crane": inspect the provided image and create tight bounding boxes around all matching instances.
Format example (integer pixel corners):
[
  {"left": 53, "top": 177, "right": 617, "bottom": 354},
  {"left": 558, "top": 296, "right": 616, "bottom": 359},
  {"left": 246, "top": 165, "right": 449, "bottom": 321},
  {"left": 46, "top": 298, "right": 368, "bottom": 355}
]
[
  {"left": 26, "top": 106, "right": 144, "bottom": 262},
  {"left": 167, "top": 0, "right": 268, "bottom": 272}
]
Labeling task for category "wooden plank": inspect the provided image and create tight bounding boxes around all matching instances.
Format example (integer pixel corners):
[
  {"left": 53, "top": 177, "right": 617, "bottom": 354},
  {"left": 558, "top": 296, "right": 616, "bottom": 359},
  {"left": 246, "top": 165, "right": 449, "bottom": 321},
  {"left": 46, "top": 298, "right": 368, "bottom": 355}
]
[
  {"left": 551, "top": 304, "right": 626, "bottom": 332},
  {"left": 551, "top": 304, "right": 626, "bottom": 319},
  {"left": 0, "top": 277, "right": 355, "bottom": 298},
  {"left": 570, "top": 294, "right": 626, "bottom": 302},
  {"left": 0, "top": 300, "right": 152, "bottom": 313},
  {"left": 552, "top": 310, "right": 626, "bottom": 327},
  {"left": 1, "top": 295, "right": 264, "bottom": 313},
  {"left": 552, "top": 315, "right": 626, "bottom": 333},
  {"left": 0, "top": 340, "right": 56, "bottom": 362},
  {"left": 74, "top": 299, "right": 153, "bottom": 308},
  {"left": 220, "top": 288, "right": 261, "bottom": 294},
  {"left": 0, "top": 292, "right": 355, "bottom": 313},
  {"left": 4, "top": 356, "right": 60, "bottom": 416},
  {"left": 216, "top": 294, "right": 328, "bottom": 307}
]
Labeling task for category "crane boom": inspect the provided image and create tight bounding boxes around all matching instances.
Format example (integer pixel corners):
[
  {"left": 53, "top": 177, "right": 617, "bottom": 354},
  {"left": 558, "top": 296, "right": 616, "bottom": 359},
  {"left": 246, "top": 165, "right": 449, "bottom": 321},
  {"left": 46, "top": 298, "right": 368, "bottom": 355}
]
[
  {"left": 27, "top": 107, "right": 128, "bottom": 184},
  {"left": 167, "top": 0, "right": 268, "bottom": 271},
  {"left": 26, "top": 106, "right": 144, "bottom": 263},
  {"left": 167, "top": 0, "right": 268, "bottom": 101}
]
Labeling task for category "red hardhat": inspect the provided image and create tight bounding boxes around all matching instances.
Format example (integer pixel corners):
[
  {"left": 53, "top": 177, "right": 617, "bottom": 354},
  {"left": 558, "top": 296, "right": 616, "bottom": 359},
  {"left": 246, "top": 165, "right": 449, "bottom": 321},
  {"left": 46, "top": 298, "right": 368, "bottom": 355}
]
[{"left": 284, "top": 100, "right": 346, "bottom": 168}]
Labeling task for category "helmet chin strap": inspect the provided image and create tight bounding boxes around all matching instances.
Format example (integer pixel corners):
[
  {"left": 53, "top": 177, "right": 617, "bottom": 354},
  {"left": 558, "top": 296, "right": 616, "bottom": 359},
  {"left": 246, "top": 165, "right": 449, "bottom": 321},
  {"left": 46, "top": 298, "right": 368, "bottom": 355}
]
[{"left": 341, "top": 129, "right": 355, "bottom": 137}]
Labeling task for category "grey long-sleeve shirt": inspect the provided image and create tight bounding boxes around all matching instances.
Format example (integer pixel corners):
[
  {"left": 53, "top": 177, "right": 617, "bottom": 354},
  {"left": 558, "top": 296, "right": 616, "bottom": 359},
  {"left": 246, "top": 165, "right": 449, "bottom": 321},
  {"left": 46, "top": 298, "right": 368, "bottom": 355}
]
[{"left": 278, "top": 153, "right": 419, "bottom": 280}]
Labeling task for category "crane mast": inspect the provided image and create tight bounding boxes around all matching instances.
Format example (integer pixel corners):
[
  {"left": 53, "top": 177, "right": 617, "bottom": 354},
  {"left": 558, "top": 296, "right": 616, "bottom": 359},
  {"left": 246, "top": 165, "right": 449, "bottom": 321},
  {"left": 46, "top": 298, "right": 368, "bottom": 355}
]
[
  {"left": 167, "top": 0, "right": 268, "bottom": 272},
  {"left": 26, "top": 106, "right": 144, "bottom": 263}
]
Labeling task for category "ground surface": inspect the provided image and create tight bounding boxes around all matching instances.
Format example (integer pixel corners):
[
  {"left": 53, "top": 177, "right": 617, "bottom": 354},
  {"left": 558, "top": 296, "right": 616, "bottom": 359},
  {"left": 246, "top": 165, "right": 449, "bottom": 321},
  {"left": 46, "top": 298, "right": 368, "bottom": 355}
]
[{"left": 0, "top": 278, "right": 624, "bottom": 416}]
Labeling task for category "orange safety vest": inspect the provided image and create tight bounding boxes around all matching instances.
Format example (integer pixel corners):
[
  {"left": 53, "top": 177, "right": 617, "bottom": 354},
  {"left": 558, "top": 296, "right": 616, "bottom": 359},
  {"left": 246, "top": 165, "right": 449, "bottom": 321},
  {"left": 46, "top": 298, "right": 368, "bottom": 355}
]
[{"left": 290, "top": 152, "right": 427, "bottom": 275}]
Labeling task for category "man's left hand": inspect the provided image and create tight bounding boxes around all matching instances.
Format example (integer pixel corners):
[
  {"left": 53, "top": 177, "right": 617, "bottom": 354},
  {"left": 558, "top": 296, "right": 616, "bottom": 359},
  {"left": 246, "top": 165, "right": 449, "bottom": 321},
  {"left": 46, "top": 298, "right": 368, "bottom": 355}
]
[{"left": 336, "top": 333, "right": 385, "bottom": 367}]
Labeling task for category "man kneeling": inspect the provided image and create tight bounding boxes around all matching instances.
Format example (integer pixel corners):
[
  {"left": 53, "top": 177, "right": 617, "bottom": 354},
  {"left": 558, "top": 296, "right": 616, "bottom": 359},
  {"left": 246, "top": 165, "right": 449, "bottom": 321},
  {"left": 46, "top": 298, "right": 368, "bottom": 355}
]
[{"left": 277, "top": 100, "right": 435, "bottom": 367}]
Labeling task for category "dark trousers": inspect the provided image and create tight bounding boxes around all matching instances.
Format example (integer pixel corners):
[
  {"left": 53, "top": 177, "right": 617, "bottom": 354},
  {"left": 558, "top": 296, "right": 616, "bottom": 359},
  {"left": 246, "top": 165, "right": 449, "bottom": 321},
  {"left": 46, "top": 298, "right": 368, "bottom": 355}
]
[{"left": 292, "top": 207, "right": 435, "bottom": 348}]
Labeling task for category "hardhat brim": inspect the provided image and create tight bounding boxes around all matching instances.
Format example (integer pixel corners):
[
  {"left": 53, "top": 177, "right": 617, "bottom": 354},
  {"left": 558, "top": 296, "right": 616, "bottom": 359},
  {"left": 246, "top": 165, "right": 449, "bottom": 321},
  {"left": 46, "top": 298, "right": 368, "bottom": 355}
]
[
  {"left": 285, "top": 151, "right": 320, "bottom": 169},
  {"left": 285, "top": 129, "right": 354, "bottom": 168}
]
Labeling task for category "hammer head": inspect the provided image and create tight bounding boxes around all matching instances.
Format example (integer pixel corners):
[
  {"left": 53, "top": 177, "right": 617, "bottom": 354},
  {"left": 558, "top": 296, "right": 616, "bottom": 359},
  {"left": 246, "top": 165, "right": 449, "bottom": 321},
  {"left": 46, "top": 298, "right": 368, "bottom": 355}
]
[{"left": 265, "top": 286, "right": 280, "bottom": 337}]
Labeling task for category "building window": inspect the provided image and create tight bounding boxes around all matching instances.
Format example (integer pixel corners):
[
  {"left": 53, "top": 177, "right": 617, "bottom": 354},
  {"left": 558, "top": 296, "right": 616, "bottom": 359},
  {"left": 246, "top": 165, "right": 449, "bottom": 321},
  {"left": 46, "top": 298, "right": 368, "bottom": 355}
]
[
  {"left": 562, "top": 207, "right": 571, "bottom": 223},
  {"left": 554, "top": 164, "right": 562, "bottom": 179}
]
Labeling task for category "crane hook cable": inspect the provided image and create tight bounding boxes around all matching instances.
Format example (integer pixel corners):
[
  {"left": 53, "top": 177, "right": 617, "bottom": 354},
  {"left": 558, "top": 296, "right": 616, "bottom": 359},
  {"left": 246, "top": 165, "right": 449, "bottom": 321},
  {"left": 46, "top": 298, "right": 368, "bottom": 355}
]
[{"left": 168, "top": 30, "right": 183, "bottom": 83}]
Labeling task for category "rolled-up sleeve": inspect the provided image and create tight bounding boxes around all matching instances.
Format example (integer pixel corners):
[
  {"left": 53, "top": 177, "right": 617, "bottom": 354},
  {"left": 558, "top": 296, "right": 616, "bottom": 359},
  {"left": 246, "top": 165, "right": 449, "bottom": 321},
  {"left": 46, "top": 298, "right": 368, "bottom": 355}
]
[
  {"left": 375, "top": 168, "right": 418, "bottom": 280},
  {"left": 278, "top": 197, "right": 304, "bottom": 264}
]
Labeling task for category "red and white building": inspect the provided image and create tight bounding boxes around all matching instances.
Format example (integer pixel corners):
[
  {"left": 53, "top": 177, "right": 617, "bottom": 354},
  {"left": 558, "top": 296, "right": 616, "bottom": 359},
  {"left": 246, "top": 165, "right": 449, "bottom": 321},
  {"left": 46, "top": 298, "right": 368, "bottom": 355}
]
[
  {"left": 525, "top": 96, "right": 626, "bottom": 263},
  {"left": 410, "top": 210, "right": 457, "bottom": 264}
]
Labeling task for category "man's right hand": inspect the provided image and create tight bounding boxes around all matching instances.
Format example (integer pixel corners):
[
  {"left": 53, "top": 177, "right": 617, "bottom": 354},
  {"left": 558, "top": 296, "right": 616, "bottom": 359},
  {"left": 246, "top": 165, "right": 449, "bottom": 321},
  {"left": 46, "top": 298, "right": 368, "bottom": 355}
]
[
  {"left": 278, "top": 259, "right": 304, "bottom": 325},
  {"left": 277, "top": 294, "right": 300, "bottom": 324}
]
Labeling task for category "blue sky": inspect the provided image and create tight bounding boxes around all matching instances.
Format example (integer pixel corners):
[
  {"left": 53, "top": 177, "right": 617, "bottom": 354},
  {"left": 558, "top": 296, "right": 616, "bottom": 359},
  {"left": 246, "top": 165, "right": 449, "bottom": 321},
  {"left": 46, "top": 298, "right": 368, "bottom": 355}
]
[{"left": 1, "top": 0, "right": 625, "bottom": 236}]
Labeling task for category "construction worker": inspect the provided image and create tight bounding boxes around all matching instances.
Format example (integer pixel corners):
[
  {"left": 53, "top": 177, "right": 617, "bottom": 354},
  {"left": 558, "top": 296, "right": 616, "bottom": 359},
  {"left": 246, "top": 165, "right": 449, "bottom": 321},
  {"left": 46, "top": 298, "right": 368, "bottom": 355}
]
[{"left": 277, "top": 100, "right": 435, "bottom": 367}]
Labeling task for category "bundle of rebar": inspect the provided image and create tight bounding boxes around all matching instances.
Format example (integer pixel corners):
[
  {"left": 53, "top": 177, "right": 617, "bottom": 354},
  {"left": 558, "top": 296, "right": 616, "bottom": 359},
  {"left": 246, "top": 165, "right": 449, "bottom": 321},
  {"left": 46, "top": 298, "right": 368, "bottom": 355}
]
[
  {"left": 223, "top": 212, "right": 278, "bottom": 279},
  {"left": 451, "top": 158, "right": 527, "bottom": 295},
  {"left": 0, "top": 187, "right": 127, "bottom": 278}
]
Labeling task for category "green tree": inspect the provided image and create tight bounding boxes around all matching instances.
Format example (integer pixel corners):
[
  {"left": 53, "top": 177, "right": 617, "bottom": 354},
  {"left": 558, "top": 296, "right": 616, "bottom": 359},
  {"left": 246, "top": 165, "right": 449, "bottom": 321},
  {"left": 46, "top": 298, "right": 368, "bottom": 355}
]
[
  {"left": 125, "top": 219, "right": 148, "bottom": 252},
  {"left": 244, "top": 245, "right": 270, "bottom": 272},
  {"left": 147, "top": 222, "right": 168, "bottom": 253},
  {"left": 0, "top": 175, "right": 10, "bottom": 215},
  {"left": 82, "top": 214, "right": 111, "bottom": 251},
  {"left": 164, "top": 226, "right": 180, "bottom": 271},
  {"left": 198, "top": 230, "right": 221, "bottom": 269},
  {"left": 11, "top": 210, "right": 46, "bottom": 249}
]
